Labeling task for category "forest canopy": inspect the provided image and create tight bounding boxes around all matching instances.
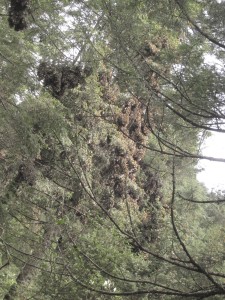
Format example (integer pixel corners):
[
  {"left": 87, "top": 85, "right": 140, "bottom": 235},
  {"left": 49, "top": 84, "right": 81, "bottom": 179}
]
[{"left": 1, "top": 0, "right": 225, "bottom": 299}]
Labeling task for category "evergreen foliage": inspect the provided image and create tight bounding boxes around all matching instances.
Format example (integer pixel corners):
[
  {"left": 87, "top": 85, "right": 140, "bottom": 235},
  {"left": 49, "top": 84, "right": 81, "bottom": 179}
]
[{"left": 0, "top": 0, "right": 225, "bottom": 299}]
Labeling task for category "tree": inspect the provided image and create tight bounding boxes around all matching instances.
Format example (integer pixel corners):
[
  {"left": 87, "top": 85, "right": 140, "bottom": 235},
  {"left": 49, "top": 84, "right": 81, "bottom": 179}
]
[{"left": 1, "top": 0, "right": 225, "bottom": 299}]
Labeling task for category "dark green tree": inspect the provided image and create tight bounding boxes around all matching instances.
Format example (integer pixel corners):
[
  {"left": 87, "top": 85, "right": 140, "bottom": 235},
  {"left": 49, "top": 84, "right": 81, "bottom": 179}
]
[{"left": 1, "top": 1, "right": 225, "bottom": 299}]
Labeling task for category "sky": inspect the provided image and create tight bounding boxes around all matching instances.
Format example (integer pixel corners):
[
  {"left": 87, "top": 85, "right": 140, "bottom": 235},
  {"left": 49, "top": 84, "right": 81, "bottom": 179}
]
[{"left": 197, "top": 132, "right": 225, "bottom": 191}]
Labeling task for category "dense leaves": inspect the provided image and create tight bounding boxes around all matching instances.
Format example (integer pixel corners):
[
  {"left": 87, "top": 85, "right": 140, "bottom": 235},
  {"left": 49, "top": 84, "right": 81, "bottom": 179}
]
[{"left": 0, "top": 0, "right": 225, "bottom": 299}]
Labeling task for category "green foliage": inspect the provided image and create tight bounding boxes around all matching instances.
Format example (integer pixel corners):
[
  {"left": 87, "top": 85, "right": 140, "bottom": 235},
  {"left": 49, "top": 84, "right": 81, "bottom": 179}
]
[{"left": 1, "top": 0, "right": 225, "bottom": 299}]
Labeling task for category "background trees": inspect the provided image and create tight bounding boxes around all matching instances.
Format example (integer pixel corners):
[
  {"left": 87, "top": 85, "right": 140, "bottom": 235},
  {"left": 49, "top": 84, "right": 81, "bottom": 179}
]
[{"left": 1, "top": 0, "right": 225, "bottom": 299}]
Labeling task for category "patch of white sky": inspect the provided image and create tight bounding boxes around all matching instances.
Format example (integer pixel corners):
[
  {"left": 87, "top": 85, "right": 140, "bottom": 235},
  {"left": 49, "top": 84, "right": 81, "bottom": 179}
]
[{"left": 197, "top": 132, "right": 225, "bottom": 191}]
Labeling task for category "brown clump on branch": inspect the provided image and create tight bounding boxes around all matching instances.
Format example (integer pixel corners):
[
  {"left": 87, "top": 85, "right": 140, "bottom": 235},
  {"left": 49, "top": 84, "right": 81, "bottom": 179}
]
[
  {"left": 37, "top": 62, "right": 92, "bottom": 99},
  {"left": 8, "top": 0, "right": 29, "bottom": 31},
  {"left": 14, "top": 161, "right": 36, "bottom": 187}
]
